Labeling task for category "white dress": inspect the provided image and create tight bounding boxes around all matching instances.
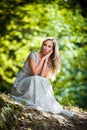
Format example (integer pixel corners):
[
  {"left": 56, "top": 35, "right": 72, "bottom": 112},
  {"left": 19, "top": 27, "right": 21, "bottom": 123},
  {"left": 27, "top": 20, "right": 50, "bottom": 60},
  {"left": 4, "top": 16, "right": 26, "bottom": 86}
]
[{"left": 12, "top": 51, "right": 74, "bottom": 118}]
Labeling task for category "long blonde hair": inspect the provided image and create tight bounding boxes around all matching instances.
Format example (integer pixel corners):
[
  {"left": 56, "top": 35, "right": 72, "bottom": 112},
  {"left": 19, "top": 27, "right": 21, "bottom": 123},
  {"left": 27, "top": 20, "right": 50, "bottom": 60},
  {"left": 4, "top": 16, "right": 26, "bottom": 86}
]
[{"left": 41, "top": 37, "right": 61, "bottom": 78}]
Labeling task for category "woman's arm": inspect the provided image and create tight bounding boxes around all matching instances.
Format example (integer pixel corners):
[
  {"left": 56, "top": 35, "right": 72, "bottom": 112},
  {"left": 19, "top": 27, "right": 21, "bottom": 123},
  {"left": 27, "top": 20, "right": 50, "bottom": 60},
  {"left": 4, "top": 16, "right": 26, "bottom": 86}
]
[
  {"left": 28, "top": 56, "right": 45, "bottom": 75},
  {"left": 28, "top": 50, "right": 53, "bottom": 76},
  {"left": 40, "top": 58, "right": 49, "bottom": 77},
  {"left": 41, "top": 50, "right": 53, "bottom": 77}
]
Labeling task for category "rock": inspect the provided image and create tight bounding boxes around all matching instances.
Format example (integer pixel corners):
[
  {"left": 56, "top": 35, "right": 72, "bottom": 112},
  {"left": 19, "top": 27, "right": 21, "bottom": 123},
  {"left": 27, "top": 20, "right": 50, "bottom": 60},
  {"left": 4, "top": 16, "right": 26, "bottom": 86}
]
[{"left": 0, "top": 94, "right": 87, "bottom": 130}]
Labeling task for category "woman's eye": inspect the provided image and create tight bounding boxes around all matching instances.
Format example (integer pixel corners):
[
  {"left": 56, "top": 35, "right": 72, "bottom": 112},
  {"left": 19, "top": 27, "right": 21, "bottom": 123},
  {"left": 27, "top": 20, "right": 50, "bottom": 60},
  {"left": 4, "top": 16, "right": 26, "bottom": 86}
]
[
  {"left": 43, "top": 44, "right": 47, "bottom": 46},
  {"left": 43, "top": 43, "right": 52, "bottom": 48},
  {"left": 48, "top": 46, "right": 51, "bottom": 48}
]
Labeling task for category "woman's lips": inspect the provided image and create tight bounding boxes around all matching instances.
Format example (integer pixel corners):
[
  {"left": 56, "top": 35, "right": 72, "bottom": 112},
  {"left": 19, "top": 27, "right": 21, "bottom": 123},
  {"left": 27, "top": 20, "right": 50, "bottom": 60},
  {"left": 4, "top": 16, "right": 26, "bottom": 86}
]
[
  {"left": 43, "top": 51, "right": 48, "bottom": 54},
  {"left": 43, "top": 50, "right": 48, "bottom": 52}
]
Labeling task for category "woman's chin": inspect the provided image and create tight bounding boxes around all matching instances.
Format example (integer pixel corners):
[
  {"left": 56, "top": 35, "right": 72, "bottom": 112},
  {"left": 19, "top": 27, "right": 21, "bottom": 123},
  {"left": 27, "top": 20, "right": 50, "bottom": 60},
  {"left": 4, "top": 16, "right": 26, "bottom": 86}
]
[{"left": 43, "top": 52, "right": 48, "bottom": 55}]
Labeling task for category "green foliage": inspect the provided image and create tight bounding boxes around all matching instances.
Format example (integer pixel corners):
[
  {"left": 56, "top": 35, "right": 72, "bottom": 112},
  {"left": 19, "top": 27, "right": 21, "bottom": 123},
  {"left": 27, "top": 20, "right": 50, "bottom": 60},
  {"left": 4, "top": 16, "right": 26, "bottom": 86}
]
[{"left": 0, "top": 0, "right": 87, "bottom": 108}]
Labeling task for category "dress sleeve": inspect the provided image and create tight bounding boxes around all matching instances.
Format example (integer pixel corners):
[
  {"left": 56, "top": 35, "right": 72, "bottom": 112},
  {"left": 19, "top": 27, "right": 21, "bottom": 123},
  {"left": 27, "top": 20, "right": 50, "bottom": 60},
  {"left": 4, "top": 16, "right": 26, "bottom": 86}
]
[{"left": 28, "top": 51, "right": 36, "bottom": 60}]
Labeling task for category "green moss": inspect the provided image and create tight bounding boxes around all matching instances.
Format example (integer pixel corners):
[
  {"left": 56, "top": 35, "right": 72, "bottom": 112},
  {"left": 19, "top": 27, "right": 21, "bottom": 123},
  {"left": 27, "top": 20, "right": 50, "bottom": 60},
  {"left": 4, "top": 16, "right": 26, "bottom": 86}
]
[{"left": 0, "top": 94, "right": 23, "bottom": 130}]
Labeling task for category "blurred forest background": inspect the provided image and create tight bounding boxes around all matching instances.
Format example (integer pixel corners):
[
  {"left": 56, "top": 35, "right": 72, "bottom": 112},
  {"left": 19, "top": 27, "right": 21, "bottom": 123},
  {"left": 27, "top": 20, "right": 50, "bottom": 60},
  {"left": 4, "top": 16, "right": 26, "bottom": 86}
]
[{"left": 0, "top": 0, "right": 87, "bottom": 108}]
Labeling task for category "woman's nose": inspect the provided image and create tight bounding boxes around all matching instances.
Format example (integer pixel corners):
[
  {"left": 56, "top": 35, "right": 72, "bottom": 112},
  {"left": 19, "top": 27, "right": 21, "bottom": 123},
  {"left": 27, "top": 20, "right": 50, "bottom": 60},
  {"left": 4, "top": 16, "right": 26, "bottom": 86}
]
[{"left": 45, "top": 46, "right": 48, "bottom": 49}]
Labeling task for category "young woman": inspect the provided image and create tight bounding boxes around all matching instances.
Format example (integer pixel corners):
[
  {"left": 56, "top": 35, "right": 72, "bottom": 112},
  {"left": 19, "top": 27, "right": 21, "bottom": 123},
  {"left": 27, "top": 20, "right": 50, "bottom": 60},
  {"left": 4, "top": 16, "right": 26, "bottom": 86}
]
[{"left": 12, "top": 37, "right": 74, "bottom": 118}]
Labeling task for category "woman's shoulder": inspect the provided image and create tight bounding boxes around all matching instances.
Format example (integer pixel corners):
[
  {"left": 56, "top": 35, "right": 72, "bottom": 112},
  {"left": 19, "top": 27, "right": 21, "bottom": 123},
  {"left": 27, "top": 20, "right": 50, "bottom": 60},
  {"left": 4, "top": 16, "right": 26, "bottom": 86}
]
[
  {"left": 28, "top": 51, "right": 38, "bottom": 59},
  {"left": 29, "top": 51, "right": 37, "bottom": 56}
]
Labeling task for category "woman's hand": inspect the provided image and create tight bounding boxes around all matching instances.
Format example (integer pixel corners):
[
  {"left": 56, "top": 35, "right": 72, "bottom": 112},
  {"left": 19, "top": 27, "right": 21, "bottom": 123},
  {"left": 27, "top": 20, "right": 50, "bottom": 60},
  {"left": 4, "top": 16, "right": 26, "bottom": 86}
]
[
  {"left": 43, "top": 50, "right": 53, "bottom": 60},
  {"left": 41, "top": 50, "right": 53, "bottom": 77}
]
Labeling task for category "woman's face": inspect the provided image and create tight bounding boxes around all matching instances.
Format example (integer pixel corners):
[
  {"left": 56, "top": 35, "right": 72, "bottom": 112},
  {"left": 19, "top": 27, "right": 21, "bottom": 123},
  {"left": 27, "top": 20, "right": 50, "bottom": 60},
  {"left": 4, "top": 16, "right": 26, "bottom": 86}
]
[{"left": 42, "top": 40, "right": 54, "bottom": 55}]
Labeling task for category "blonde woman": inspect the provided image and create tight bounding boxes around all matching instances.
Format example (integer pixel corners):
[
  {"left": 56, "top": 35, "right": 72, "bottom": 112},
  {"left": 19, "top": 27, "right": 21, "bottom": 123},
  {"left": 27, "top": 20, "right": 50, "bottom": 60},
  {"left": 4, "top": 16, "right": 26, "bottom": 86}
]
[{"left": 12, "top": 37, "right": 74, "bottom": 118}]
